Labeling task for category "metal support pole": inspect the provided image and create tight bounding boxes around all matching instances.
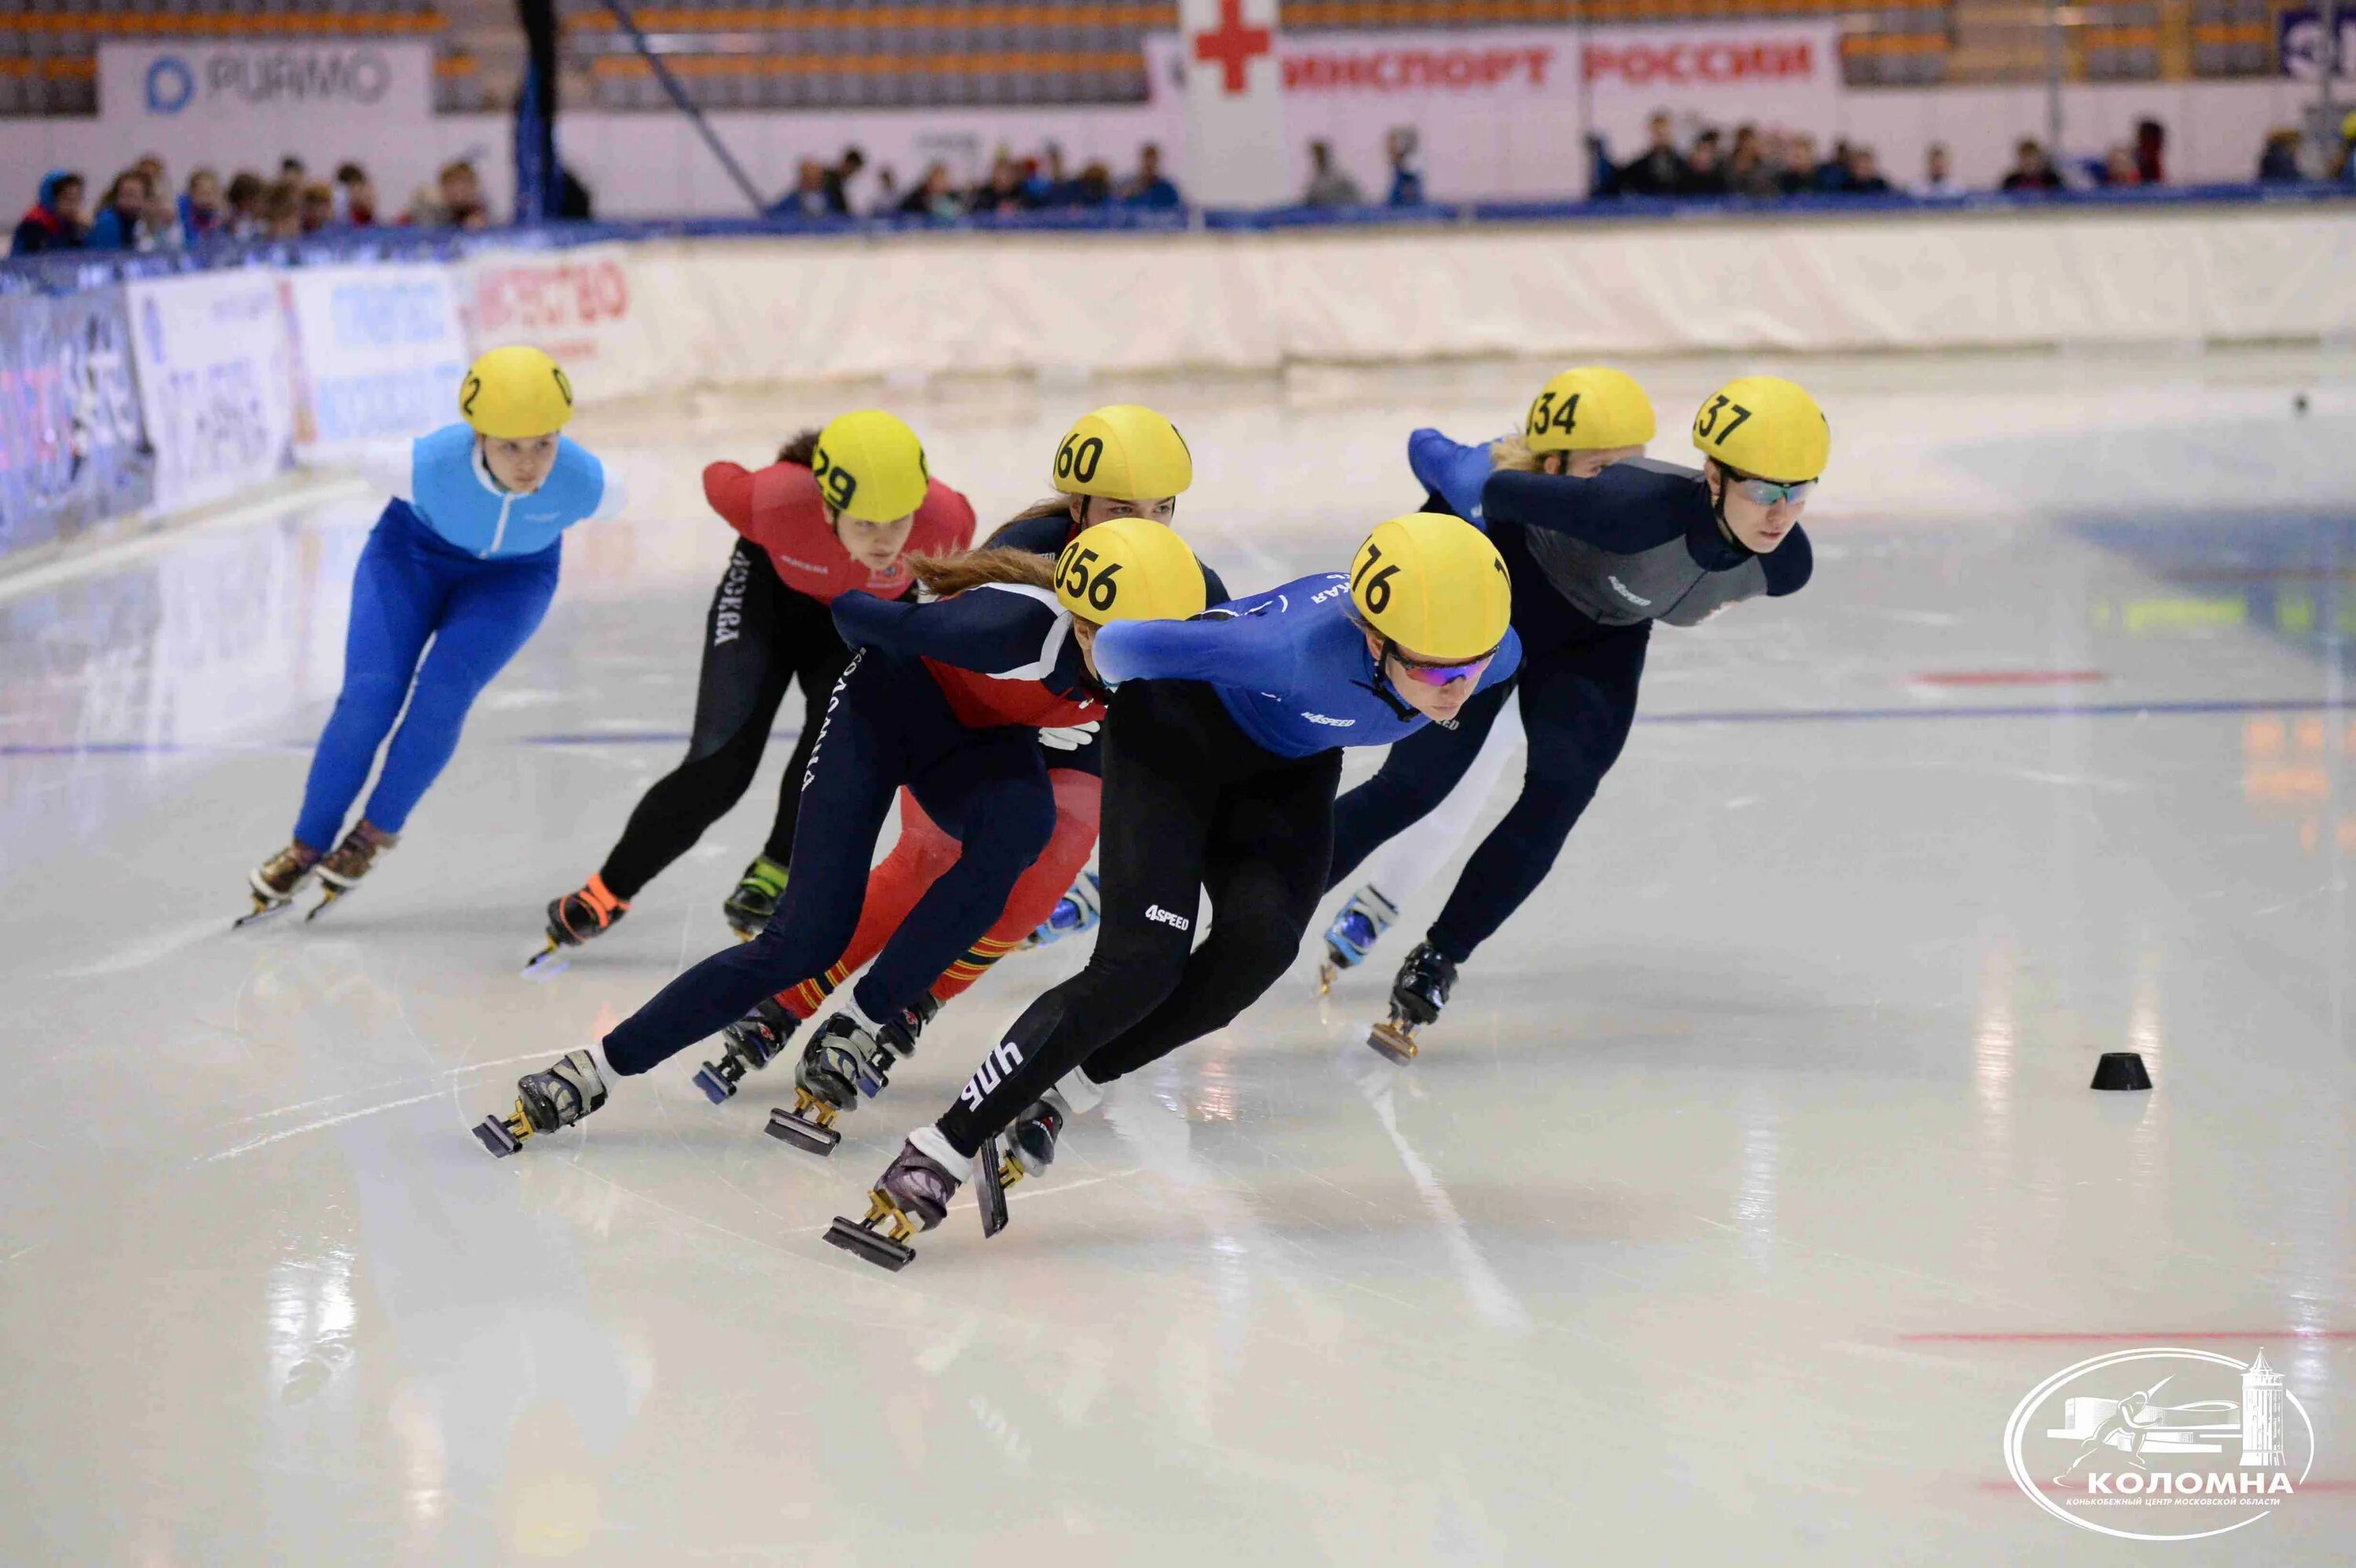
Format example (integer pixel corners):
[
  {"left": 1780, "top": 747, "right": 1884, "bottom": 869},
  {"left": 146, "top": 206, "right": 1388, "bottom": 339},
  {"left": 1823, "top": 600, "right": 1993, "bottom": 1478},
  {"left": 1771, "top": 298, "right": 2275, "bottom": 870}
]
[{"left": 600, "top": 0, "right": 770, "bottom": 214}]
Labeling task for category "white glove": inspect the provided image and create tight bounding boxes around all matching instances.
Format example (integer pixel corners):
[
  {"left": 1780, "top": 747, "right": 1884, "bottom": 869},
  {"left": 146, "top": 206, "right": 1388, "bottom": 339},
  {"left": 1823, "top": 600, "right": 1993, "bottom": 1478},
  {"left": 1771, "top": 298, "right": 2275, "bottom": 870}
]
[{"left": 1038, "top": 721, "right": 1100, "bottom": 752}]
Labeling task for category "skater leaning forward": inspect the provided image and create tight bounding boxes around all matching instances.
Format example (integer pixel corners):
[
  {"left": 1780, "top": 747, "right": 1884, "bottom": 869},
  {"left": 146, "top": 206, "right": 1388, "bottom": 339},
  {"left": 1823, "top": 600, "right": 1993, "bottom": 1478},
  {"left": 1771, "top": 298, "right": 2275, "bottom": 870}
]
[
  {"left": 703, "top": 406, "right": 1228, "bottom": 1095},
  {"left": 1326, "top": 375, "right": 1828, "bottom": 1061},
  {"left": 477, "top": 517, "right": 1210, "bottom": 1159},
  {"left": 826, "top": 513, "right": 1521, "bottom": 1269},
  {"left": 244, "top": 347, "right": 626, "bottom": 924},
  {"left": 536, "top": 411, "right": 976, "bottom": 959},
  {"left": 1316, "top": 367, "right": 1656, "bottom": 995}
]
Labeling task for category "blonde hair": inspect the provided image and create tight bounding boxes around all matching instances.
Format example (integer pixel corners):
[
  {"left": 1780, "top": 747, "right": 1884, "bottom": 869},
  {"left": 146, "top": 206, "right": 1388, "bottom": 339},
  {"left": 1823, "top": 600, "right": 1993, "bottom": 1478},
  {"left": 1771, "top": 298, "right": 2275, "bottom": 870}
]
[
  {"left": 1488, "top": 433, "right": 1545, "bottom": 473},
  {"left": 909, "top": 546, "right": 1055, "bottom": 598}
]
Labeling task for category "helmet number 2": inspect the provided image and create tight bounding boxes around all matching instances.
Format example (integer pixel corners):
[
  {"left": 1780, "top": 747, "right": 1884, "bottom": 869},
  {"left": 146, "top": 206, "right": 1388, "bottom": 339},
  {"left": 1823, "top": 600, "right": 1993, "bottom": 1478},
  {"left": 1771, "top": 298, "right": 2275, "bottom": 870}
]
[
  {"left": 1059, "top": 544, "right": 1123, "bottom": 612},
  {"left": 1694, "top": 395, "right": 1753, "bottom": 445},
  {"left": 1352, "top": 544, "right": 1399, "bottom": 614},
  {"left": 1056, "top": 434, "right": 1105, "bottom": 486}
]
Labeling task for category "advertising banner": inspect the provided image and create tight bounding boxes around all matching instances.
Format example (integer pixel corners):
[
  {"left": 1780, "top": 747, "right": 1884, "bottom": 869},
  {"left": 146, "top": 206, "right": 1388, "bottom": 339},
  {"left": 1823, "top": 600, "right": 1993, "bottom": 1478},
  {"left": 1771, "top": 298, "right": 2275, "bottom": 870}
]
[
  {"left": 0, "top": 288, "right": 155, "bottom": 561},
  {"left": 463, "top": 244, "right": 667, "bottom": 400},
  {"left": 1177, "top": 0, "right": 1292, "bottom": 207},
  {"left": 126, "top": 271, "right": 297, "bottom": 512},
  {"left": 98, "top": 41, "right": 432, "bottom": 140},
  {"left": 2277, "top": 9, "right": 2356, "bottom": 81},
  {"left": 280, "top": 263, "right": 469, "bottom": 459},
  {"left": 1147, "top": 20, "right": 1839, "bottom": 198}
]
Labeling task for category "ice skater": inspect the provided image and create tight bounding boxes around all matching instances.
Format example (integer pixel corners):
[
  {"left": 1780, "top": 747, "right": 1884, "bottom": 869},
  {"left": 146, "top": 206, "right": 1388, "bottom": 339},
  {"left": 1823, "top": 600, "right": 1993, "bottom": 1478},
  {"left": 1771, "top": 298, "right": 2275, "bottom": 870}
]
[
  {"left": 698, "top": 406, "right": 1227, "bottom": 1109},
  {"left": 1322, "top": 376, "right": 1827, "bottom": 1062},
  {"left": 822, "top": 513, "right": 1521, "bottom": 1269},
  {"left": 475, "top": 518, "right": 1209, "bottom": 1157},
  {"left": 534, "top": 411, "right": 975, "bottom": 959},
  {"left": 242, "top": 347, "right": 626, "bottom": 924},
  {"left": 1312, "top": 366, "right": 1657, "bottom": 993}
]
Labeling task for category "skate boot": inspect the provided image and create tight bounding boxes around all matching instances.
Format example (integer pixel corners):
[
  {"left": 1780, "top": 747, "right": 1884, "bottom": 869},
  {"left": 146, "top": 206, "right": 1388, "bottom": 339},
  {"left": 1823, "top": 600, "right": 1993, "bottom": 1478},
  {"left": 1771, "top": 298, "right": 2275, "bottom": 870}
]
[
  {"left": 763, "top": 1013, "right": 885, "bottom": 1155},
  {"left": 531, "top": 874, "right": 629, "bottom": 967},
  {"left": 825, "top": 1130, "right": 966, "bottom": 1270},
  {"left": 239, "top": 842, "right": 321, "bottom": 927},
  {"left": 721, "top": 856, "right": 789, "bottom": 941},
  {"left": 307, "top": 821, "right": 397, "bottom": 920},
  {"left": 1317, "top": 884, "right": 1400, "bottom": 995},
  {"left": 875, "top": 992, "right": 939, "bottom": 1062},
  {"left": 1019, "top": 871, "right": 1101, "bottom": 951},
  {"left": 991, "top": 1069, "right": 1102, "bottom": 1212},
  {"left": 474, "top": 1050, "right": 609, "bottom": 1156},
  {"left": 693, "top": 996, "right": 798, "bottom": 1104},
  {"left": 1368, "top": 942, "right": 1457, "bottom": 1063}
]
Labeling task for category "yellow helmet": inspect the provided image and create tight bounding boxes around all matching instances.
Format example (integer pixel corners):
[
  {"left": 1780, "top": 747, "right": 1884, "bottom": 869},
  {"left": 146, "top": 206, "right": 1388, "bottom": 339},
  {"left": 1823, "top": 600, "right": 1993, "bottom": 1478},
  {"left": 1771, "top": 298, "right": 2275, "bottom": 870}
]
[
  {"left": 1689, "top": 375, "right": 1829, "bottom": 484},
  {"left": 814, "top": 410, "right": 930, "bottom": 523},
  {"left": 1052, "top": 404, "right": 1193, "bottom": 501},
  {"left": 1524, "top": 366, "right": 1656, "bottom": 454},
  {"left": 1349, "top": 514, "right": 1512, "bottom": 661},
  {"left": 459, "top": 346, "right": 573, "bottom": 439},
  {"left": 1055, "top": 517, "right": 1207, "bottom": 625}
]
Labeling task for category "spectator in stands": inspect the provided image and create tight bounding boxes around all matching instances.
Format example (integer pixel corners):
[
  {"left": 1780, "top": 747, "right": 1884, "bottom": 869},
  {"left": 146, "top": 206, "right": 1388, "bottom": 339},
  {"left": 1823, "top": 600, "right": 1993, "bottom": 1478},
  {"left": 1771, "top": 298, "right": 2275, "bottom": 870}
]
[
  {"left": 1071, "top": 161, "right": 1115, "bottom": 207},
  {"left": 1919, "top": 142, "right": 1959, "bottom": 197},
  {"left": 1386, "top": 126, "right": 1425, "bottom": 207},
  {"left": 774, "top": 159, "right": 832, "bottom": 219},
  {"left": 300, "top": 182, "right": 337, "bottom": 234},
  {"left": 13, "top": 170, "right": 86, "bottom": 256},
  {"left": 131, "top": 155, "right": 185, "bottom": 248},
  {"left": 866, "top": 166, "right": 902, "bottom": 216},
  {"left": 1302, "top": 140, "right": 1364, "bottom": 207},
  {"left": 1726, "top": 125, "right": 1776, "bottom": 198},
  {"left": 971, "top": 152, "right": 1032, "bottom": 216},
  {"left": 1026, "top": 144, "right": 1070, "bottom": 207},
  {"left": 1779, "top": 133, "right": 1820, "bottom": 196},
  {"left": 822, "top": 146, "right": 865, "bottom": 215},
  {"left": 89, "top": 170, "right": 159, "bottom": 250},
  {"left": 180, "top": 167, "right": 225, "bottom": 242},
  {"left": 1124, "top": 143, "right": 1181, "bottom": 208},
  {"left": 437, "top": 161, "right": 491, "bottom": 230},
  {"left": 225, "top": 172, "right": 269, "bottom": 239},
  {"left": 281, "top": 157, "right": 309, "bottom": 186},
  {"left": 335, "top": 163, "right": 379, "bottom": 226},
  {"left": 1841, "top": 145, "right": 1893, "bottom": 195},
  {"left": 1681, "top": 130, "right": 1729, "bottom": 196},
  {"left": 1617, "top": 111, "right": 1687, "bottom": 196},
  {"left": 899, "top": 163, "right": 964, "bottom": 221},
  {"left": 2099, "top": 146, "right": 2140, "bottom": 187},
  {"left": 262, "top": 180, "right": 304, "bottom": 240},
  {"left": 2257, "top": 129, "right": 2305, "bottom": 183},
  {"left": 2001, "top": 139, "right": 2062, "bottom": 192},
  {"left": 2134, "top": 119, "right": 2165, "bottom": 185}
]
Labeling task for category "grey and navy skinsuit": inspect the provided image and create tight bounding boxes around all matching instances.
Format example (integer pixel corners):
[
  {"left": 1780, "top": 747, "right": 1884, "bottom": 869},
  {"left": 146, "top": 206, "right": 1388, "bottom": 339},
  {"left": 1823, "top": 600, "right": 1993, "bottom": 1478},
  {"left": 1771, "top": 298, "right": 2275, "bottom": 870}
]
[{"left": 1323, "top": 433, "right": 1814, "bottom": 966}]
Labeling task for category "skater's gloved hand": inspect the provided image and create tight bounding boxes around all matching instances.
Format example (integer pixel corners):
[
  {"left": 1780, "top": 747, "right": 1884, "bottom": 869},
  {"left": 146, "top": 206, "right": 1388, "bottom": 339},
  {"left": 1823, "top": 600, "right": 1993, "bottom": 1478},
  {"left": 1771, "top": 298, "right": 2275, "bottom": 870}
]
[{"left": 1038, "top": 721, "right": 1100, "bottom": 752}]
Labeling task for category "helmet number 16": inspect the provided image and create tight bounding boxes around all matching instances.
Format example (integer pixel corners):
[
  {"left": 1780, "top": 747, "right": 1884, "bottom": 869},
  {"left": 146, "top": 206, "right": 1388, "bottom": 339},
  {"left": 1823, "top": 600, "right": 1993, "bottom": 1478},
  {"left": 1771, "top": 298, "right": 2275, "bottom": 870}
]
[{"left": 1352, "top": 544, "right": 1399, "bottom": 613}]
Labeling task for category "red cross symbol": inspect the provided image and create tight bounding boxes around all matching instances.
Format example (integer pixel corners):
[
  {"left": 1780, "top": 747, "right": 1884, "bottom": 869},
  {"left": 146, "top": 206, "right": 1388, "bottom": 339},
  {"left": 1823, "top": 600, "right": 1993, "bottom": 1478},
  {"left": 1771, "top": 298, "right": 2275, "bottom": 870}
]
[{"left": 1193, "top": 0, "right": 1273, "bottom": 95}]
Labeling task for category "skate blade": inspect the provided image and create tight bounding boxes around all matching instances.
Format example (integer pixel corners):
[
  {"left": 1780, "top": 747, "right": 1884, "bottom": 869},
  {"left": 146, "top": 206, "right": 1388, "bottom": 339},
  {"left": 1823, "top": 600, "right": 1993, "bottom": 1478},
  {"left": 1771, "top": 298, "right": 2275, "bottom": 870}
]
[
  {"left": 304, "top": 887, "right": 350, "bottom": 923},
  {"left": 824, "top": 1215, "right": 914, "bottom": 1270},
  {"left": 1316, "top": 959, "right": 1337, "bottom": 997},
  {"left": 1366, "top": 1019, "right": 1420, "bottom": 1064},
  {"left": 473, "top": 1113, "right": 525, "bottom": 1157},
  {"left": 973, "top": 1139, "right": 1010, "bottom": 1238},
  {"left": 693, "top": 1064, "right": 738, "bottom": 1105},
  {"left": 234, "top": 899, "right": 293, "bottom": 930},
  {"left": 766, "top": 1106, "right": 841, "bottom": 1154}
]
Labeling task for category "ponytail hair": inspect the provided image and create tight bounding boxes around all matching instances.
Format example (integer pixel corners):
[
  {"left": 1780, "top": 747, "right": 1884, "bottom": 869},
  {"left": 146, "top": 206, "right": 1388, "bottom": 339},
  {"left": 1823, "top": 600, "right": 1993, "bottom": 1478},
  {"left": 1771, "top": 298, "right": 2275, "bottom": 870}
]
[
  {"left": 1488, "top": 432, "right": 1544, "bottom": 473},
  {"left": 775, "top": 427, "right": 823, "bottom": 467},
  {"left": 909, "top": 546, "right": 1056, "bottom": 598}
]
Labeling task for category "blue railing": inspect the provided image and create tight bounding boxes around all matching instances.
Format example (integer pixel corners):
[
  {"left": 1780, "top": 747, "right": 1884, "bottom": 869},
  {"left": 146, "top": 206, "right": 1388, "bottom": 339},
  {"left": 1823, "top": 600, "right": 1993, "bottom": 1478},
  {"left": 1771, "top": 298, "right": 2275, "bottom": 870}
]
[{"left": 8, "top": 179, "right": 2352, "bottom": 297}]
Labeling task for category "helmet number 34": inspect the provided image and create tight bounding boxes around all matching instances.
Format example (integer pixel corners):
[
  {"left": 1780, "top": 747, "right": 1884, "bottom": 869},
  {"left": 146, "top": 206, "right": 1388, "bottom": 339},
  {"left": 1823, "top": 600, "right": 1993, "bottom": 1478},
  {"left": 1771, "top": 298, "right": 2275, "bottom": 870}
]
[
  {"left": 1352, "top": 545, "right": 1400, "bottom": 614},
  {"left": 1527, "top": 389, "right": 1580, "bottom": 438},
  {"left": 1694, "top": 395, "right": 1754, "bottom": 445},
  {"left": 1058, "top": 544, "right": 1124, "bottom": 612}
]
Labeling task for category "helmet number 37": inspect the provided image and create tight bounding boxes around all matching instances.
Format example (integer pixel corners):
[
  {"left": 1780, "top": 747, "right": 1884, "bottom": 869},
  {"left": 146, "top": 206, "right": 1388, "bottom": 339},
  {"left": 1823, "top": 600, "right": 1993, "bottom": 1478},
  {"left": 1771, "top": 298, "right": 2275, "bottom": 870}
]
[{"left": 1693, "top": 395, "right": 1754, "bottom": 444}]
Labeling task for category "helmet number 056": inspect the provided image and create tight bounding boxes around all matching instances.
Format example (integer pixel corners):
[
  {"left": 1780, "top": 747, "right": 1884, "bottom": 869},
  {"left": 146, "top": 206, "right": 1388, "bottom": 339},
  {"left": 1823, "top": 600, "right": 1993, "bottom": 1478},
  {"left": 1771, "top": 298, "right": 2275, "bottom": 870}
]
[
  {"left": 1059, "top": 545, "right": 1123, "bottom": 612},
  {"left": 1352, "top": 545, "right": 1399, "bottom": 614},
  {"left": 1694, "top": 395, "right": 1753, "bottom": 445}
]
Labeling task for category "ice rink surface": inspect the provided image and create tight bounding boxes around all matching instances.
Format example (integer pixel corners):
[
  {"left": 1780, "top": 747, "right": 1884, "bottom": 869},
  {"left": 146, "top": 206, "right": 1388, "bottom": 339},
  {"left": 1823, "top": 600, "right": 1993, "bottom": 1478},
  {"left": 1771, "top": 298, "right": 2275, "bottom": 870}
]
[{"left": 1, "top": 349, "right": 2350, "bottom": 1565}]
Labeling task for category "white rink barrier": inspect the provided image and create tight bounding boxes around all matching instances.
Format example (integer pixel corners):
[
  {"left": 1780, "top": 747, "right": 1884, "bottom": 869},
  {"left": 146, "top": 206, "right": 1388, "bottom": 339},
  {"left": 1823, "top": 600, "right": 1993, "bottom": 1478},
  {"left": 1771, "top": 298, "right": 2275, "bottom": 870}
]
[
  {"left": 470, "top": 206, "right": 2356, "bottom": 392},
  {"left": 8, "top": 200, "right": 2355, "bottom": 569}
]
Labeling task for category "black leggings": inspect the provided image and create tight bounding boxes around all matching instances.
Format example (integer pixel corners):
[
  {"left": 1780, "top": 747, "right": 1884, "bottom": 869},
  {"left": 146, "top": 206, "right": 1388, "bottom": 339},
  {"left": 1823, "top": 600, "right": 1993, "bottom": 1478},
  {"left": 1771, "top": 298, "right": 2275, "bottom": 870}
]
[
  {"left": 602, "top": 650, "right": 1058, "bottom": 1077},
  {"left": 934, "top": 681, "right": 1341, "bottom": 1158},
  {"left": 596, "top": 543, "right": 852, "bottom": 901},
  {"left": 1326, "top": 617, "right": 1648, "bottom": 965}
]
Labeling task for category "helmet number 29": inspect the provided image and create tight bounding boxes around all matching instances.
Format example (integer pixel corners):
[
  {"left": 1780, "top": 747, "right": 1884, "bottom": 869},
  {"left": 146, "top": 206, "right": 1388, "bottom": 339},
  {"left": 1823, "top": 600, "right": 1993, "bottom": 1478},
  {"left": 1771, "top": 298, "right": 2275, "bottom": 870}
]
[
  {"left": 812, "top": 446, "right": 858, "bottom": 511},
  {"left": 1056, "top": 434, "right": 1105, "bottom": 486},
  {"left": 1694, "top": 395, "right": 1753, "bottom": 445},
  {"left": 1352, "top": 544, "right": 1399, "bottom": 614},
  {"left": 1059, "top": 544, "right": 1124, "bottom": 612}
]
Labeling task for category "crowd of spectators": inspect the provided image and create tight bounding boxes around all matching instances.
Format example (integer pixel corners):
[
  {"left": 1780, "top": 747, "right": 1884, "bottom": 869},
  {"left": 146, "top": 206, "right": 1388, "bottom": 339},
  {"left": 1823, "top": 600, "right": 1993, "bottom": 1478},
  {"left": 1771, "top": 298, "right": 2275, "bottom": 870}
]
[
  {"left": 766, "top": 141, "right": 1182, "bottom": 221},
  {"left": 10, "top": 156, "right": 497, "bottom": 258}
]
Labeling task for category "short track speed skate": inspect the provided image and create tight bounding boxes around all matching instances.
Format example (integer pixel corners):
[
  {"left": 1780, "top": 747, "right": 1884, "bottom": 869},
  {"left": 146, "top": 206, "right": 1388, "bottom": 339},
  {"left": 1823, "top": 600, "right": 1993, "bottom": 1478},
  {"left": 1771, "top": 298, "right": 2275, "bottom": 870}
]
[
  {"left": 530, "top": 875, "right": 629, "bottom": 969},
  {"left": 1367, "top": 942, "right": 1456, "bottom": 1063},
  {"left": 1317, "top": 885, "right": 1399, "bottom": 996},
  {"left": 238, "top": 842, "right": 320, "bottom": 927},
  {"left": 306, "top": 821, "right": 397, "bottom": 921},
  {"left": 825, "top": 1133, "right": 964, "bottom": 1270},
  {"left": 722, "top": 856, "right": 788, "bottom": 941},
  {"left": 1019, "top": 870, "right": 1101, "bottom": 951},
  {"left": 766, "top": 999, "right": 935, "bottom": 1153},
  {"left": 474, "top": 1050, "right": 608, "bottom": 1156},
  {"left": 693, "top": 997, "right": 796, "bottom": 1104}
]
